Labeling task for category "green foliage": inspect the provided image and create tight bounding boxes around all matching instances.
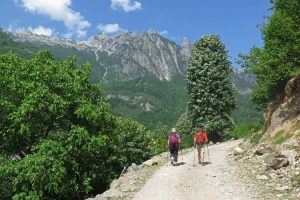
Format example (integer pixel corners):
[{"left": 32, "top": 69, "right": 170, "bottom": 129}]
[
  {"left": 175, "top": 110, "right": 194, "bottom": 148},
  {"left": 229, "top": 120, "right": 264, "bottom": 139},
  {"left": 103, "top": 74, "right": 187, "bottom": 130},
  {"left": 0, "top": 30, "right": 37, "bottom": 57},
  {"left": 0, "top": 31, "right": 259, "bottom": 132},
  {"left": 292, "top": 175, "right": 300, "bottom": 186},
  {"left": 239, "top": 0, "right": 300, "bottom": 107},
  {"left": 112, "top": 117, "right": 152, "bottom": 169},
  {"left": 149, "top": 122, "right": 170, "bottom": 155},
  {"left": 250, "top": 132, "right": 264, "bottom": 145},
  {"left": 175, "top": 110, "right": 193, "bottom": 136},
  {"left": 186, "top": 35, "right": 236, "bottom": 141},
  {"left": 0, "top": 51, "right": 116, "bottom": 199},
  {"left": 272, "top": 130, "right": 292, "bottom": 145},
  {"left": 232, "top": 93, "right": 263, "bottom": 124}
]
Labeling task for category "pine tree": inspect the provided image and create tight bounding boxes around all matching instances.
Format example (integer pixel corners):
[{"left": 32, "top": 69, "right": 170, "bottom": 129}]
[{"left": 187, "top": 35, "right": 236, "bottom": 140}]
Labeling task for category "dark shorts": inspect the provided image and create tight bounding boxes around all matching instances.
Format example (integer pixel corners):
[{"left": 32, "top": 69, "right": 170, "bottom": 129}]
[{"left": 169, "top": 146, "right": 179, "bottom": 162}]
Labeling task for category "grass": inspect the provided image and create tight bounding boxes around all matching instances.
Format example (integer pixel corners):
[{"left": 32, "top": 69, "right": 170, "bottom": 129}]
[
  {"left": 292, "top": 175, "right": 300, "bottom": 186},
  {"left": 292, "top": 122, "right": 300, "bottom": 133},
  {"left": 251, "top": 132, "right": 263, "bottom": 145},
  {"left": 272, "top": 130, "right": 292, "bottom": 145}
]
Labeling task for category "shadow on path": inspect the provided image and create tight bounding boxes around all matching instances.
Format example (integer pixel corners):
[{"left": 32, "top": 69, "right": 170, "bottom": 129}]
[
  {"left": 173, "top": 162, "right": 186, "bottom": 166},
  {"left": 201, "top": 161, "right": 212, "bottom": 166}
]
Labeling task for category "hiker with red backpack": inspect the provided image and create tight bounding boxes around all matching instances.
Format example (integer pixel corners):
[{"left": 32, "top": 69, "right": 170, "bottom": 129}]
[
  {"left": 194, "top": 128, "right": 208, "bottom": 164},
  {"left": 168, "top": 128, "right": 181, "bottom": 165}
]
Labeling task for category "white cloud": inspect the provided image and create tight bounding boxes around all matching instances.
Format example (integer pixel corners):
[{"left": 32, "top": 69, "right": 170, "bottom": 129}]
[
  {"left": 18, "top": 0, "right": 90, "bottom": 37},
  {"left": 8, "top": 24, "right": 54, "bottom": 36},
  {"left": 97, "top": 23, "right": 122, "bottom": 34},
  {"left": 111, "top": 0, "right": 141, "bottom": 12},
  {"left": 28, "top": 26, "right": 54, "bottom": 36},
  {"left": 158, "top": 30, "right": 168, "bottom": 37},
  {"left": 7, "top": 24, "right": 24, "bottom": 32}
]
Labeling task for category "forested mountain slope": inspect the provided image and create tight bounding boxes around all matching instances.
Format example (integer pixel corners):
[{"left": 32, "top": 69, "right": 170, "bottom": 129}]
[{"left": 0, "top": 29, "right": 261, "bottom": 129}]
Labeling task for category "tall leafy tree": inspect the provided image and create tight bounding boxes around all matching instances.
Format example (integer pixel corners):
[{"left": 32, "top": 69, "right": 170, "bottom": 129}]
[
  {"left": 0, "top": 51, "right": 116, "bottom": 199},
  {"left": 187, "top": 35, "right": 236, "bottom": 140},
  {"left": 240, "top": 0, "right": 300, "bottom": 107}
]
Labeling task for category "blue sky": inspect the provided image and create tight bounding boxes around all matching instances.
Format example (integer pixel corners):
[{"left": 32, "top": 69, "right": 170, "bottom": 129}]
[{"left": 1, "top": 0, "right": 272, "bottom": 64}]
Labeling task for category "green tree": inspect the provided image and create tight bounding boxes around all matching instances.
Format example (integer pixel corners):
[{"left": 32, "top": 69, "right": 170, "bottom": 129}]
[
  {"left": 186, "top": 35, "right": 236, "bottom": 141},
  {"left": 112, "top": 117, "right": 152, "bottom": 170},
  {"left": 240, "top": 0, "right": 300, "bottom": 107},
  {"left": 175, "top": 110, "right": 194, "bottom": 148},
  {"left": 0, "top": 51, "right": 115, "bottom": 199},
  {"left": 149, "top": 122, "right": 170, "bottom": 155}
]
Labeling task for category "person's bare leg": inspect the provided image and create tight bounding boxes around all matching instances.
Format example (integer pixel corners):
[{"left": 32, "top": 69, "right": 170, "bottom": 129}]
[{"left": 200, "top": 150, "right": 204, "bottom": 163}]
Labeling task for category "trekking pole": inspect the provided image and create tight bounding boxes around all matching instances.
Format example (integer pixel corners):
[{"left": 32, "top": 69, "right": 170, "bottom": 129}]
[
  {"left": 180, "top": 145, "right": 183, "bottom": 163},
  {"left": 206, "top": 143, "right": 211, "bottom": 163},
  {"left": 193, "top": 147, "right": 196, "bottom": 166},
  {"left": 166, "top": 146, "right": 169, "bottom": 166}
]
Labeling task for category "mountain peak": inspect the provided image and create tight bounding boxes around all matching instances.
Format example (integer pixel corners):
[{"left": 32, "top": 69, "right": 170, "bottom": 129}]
[
  {"left": 146, "top": 29, "right": 157, "bottom": 34},
  {"left": 180, "top": 37, "right": 191, "bottom": 61}
]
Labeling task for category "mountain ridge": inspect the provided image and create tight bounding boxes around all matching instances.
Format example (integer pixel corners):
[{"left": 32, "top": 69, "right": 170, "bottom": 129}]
[
  {"left": 6, "top": 29, "right": 188, "bottom": 81},
  {"left": 0, "top": 29, "right": 260, "bottom": 128}
]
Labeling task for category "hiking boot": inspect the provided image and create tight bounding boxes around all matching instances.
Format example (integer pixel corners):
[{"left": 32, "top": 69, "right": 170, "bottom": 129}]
[{"left": 171, "top": 157, "right": 174, "bottom": 165}]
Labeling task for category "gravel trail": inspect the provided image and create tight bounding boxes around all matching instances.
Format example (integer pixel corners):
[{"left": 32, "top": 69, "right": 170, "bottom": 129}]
[{"left": 133, "top": 140, "right": 259, "bottom": 200}]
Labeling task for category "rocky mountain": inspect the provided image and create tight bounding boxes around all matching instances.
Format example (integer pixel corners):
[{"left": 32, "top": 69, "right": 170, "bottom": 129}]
[
  {"left": 0, "top": 29, "right": 259, "bottom": 128},
  {"left": 7, "top": 29, "right": 188, "bottom": 81}
]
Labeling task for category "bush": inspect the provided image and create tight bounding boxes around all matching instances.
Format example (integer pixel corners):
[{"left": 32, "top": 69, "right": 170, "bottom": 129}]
[
  {"left": 113, "top": 117, "right": 153, "bottom": 170},
  {"left": 149, "top": 122, "right": 170, "bottom": 155},
  {"left": 229, "top": 120, "right": 263, "bottom": 139}
]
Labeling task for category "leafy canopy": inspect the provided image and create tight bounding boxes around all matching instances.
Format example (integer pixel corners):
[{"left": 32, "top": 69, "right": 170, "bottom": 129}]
[
  {"left": 186, "top": 35, "right": 236, "bottom": 140},
  {"left": 240, "top": 0, "right": 300, "bottom": 107},
  {"left": 0, "top": 51, "right": 117, "bottom": 199}
]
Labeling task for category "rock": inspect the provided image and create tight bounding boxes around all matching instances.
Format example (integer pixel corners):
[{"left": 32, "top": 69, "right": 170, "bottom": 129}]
[
  {"left": 278, "top": 148, "right": 299, "bottom": 163},
  {"left": 143, "top": 159, "right": 158, "bottom": 166},
  {"left": 256, "top": 175, "right": 269, "bottom": 180},
  {"left": 264, "top": 154, "right": 278, "bottom": 168},
  {"left": 282, "top": 138, "right": 300, "bottom": 149},
  {"left": 127, "top": 163, "right": 138, "bottom": 172},
  {"left": 110, "top": 179, "right": 122, "bottom": 189},
  {"left": 137, "top": 163, "right": 144, "bottom": 170},
  {"left": 240, "top": 140, "right": 252, "bottom": 151},
  {"left": 275, "top": 157, "right": 289, "bottom": 169},
  {"left": 233, "top": 147, "right": 244, "bottom": 156},
  {"left": 275, "top": 186, "right": 291, "bottom": 191},
  {"left": 254, "top": 143, "right": 273, "bottom": 155},
  {"left": 264, "top": 153, "right": 289, "bottom": 169}
]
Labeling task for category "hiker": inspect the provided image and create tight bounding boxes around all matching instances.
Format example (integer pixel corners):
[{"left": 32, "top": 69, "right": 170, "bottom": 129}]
[
  {"left": 194, "top": 128, "right": 208, "bottom": 164},
  {"left": 168, "top": 128, "right": 181, "bottom": 165}
]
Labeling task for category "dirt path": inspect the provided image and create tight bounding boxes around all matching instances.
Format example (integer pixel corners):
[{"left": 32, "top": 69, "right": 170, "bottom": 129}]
[{"left": 133, "top": 140, "right": 259, "bottom": 200}]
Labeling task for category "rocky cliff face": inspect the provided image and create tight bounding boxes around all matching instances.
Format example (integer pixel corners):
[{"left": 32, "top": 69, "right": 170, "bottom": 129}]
[
  {"left": 264, "top": 74, "right": 300, "bottom": 135},
  {"left": 234, "top": 75, "right": 300, "bottom": 200},
  {"left": 5, "top": 29, "right": 254, "bottom": 89},
  {"left": 231, "top": 68, "right": 255, "bottom": 94},
  {"left": 7, "top": 29, "right": 188, "bottom": 81}
]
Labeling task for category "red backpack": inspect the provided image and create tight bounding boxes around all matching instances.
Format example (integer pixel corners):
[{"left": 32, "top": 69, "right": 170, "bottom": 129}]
[
  {"left": 168, "top": 133, "right": 179, "bottom": 148},
  {"left": 195, "top": 131, "right": 206, "bottom": 145}
]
